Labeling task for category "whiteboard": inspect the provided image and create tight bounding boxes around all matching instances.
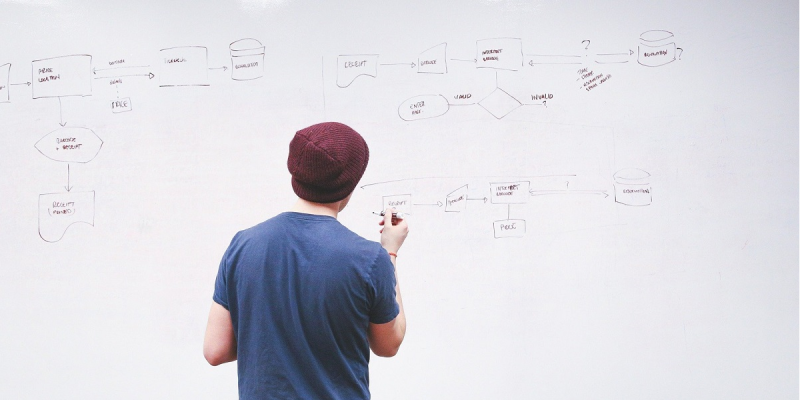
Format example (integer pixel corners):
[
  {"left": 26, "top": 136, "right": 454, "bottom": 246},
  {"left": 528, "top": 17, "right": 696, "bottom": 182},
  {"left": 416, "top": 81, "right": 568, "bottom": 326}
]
[{"left": 0, "top": 1, "right": 796, "bottom": 399}]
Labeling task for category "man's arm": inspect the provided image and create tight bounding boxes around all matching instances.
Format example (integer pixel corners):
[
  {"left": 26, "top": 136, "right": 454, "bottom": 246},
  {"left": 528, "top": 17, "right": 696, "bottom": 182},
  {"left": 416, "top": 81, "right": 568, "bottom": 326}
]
[
  {"left": 369, "top": 209, "right": 409, "bottom": 357},
  {"left": 203, "top": 302, "right": 237, "bottom": 366}
]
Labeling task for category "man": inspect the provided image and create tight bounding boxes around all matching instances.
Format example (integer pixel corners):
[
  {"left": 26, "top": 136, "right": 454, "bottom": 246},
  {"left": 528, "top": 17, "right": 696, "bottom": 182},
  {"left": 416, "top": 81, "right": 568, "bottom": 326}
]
[{"left": 203, "top": 122, "right": 408, "bottom": 399}]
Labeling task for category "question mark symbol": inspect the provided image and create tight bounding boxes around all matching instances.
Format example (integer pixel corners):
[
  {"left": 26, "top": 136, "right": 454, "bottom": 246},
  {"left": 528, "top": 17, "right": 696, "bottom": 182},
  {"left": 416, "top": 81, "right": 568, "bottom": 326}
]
[
  {"left": 582, "top": 40, "right": 591, "bottom": 50},
  {"left": 677, "top": 47, "right": 683, "bottom": 60}
]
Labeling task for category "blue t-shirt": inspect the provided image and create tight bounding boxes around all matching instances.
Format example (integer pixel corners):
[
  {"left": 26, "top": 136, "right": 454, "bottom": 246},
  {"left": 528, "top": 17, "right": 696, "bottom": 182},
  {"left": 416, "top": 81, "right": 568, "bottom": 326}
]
[{"left": 213, "top": 212, "right": 399, "bottom": 399}]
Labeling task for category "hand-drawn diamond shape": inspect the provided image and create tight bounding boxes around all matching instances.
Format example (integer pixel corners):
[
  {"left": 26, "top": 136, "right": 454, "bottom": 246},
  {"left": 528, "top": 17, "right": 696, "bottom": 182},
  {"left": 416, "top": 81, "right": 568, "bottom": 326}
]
[{"left": 478, "top": 88, "right": 521, "bottom": 119}]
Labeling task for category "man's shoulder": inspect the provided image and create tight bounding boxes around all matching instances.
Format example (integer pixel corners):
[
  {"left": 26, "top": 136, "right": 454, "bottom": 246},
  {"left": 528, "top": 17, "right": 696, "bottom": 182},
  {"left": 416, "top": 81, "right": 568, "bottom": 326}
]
[{"left": 233, "top": 213, "right": 380, "bottom": 251}]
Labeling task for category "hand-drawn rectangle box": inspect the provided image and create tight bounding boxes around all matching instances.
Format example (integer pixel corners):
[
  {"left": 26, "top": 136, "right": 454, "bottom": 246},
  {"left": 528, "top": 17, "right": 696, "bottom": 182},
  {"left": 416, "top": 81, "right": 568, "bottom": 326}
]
[
  {"left": 111, "top": 97, "right": 132, "bottom": 113},
  {"left": 489, "top": 181, "right": 530, "bottom": 204},
  {"left": 475, "top": 38, "right": 523, "bottom": 71},
  {"left": 159, "top": 46, "right": 209, "bottom": 87},
  {"left": 0, "top": 63, "right": 9, "bottom": 103},
  {"left": 382, "top": 194, "right": 412, "bottom": 215},
  {"left": 493, "top": 219, "right": 526, "bottom": 238},
  {"left": 32, "top": 55, "right": 92, "bottom": 99}
]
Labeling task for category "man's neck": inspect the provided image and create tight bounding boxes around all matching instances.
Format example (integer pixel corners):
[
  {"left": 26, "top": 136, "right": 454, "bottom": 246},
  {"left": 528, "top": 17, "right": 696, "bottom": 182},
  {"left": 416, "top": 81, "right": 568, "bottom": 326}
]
[{"left": 290, "top": 198, "right": 340, "bottom": 219}]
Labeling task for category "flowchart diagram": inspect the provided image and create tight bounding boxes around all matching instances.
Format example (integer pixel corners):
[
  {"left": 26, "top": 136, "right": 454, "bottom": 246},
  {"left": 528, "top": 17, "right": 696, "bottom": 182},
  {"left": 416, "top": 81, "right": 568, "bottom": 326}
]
[
  {"left": 335, "top": 31, "right": 683, "bottom": 120},
  {"left": 2, "top": 39, "right": 265, "bottom": 242},
  {"left": 364, "top": 168, "right": 652, "bottom": 239},
  {"left": 3, "top": 32, "right": 669, "bottom": 242},
  {"left": 336, "top": 32, "right": 670, "bottom": 239}
]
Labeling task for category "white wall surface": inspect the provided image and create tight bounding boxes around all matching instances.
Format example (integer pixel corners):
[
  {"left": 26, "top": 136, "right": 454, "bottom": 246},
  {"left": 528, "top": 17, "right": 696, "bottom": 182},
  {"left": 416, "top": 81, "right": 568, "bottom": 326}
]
[{"left": 0, "top": 1, "right": 797, "bottom": 399}]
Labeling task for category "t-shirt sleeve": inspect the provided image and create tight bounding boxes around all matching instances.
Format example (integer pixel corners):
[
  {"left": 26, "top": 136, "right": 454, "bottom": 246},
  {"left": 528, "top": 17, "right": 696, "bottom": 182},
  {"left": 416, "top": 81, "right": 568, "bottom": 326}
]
[
  {"left": 368, "top": 248, "right": 399, "bottom": 324},
  {"left": 212, "top": 234, "right": 237, "bottom": 310}
]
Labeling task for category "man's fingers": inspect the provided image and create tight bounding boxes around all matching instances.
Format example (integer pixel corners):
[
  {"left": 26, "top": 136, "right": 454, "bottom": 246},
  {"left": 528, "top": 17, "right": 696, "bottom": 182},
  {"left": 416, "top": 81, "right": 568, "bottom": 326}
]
[{"left": 383, "top": 208, "right": 395, "bottom": 226}]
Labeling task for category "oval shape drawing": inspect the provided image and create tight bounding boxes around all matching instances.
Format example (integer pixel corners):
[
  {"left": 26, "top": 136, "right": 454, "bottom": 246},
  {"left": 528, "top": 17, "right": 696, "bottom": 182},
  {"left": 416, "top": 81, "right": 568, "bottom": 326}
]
[
  {"left": 398, "top": 95, "right": 449, "bottom": 121},
  {"left": 35, "top": 127, "right": 103, "bottom": 163},
  {"left": 230, "top": 38, "right": 264, "bottom": 55},
  {"left": 639, "top": 30, "right": 674, "bottom": 43},
  {"left": 613, "top": 168, "right": 650, "bottom": 184}
]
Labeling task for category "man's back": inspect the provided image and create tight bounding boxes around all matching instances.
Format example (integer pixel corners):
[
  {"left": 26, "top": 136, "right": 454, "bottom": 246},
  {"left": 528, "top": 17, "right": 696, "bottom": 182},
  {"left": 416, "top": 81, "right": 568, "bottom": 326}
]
[{"left": 213, "top": 212, "right": 399, "bottom": 399}]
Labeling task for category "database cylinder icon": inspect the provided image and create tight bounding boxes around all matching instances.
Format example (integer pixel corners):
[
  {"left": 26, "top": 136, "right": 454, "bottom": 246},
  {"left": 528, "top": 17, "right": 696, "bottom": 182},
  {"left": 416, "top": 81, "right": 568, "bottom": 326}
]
[
  {"left": 613, "top": 168, "right": 652, "bottom": 206},
  {"left": 638, "top": 30, "right": 677, "bottom": 67},
  {"left": 230, "top": 38, "right": 265, "bottom": 80}
]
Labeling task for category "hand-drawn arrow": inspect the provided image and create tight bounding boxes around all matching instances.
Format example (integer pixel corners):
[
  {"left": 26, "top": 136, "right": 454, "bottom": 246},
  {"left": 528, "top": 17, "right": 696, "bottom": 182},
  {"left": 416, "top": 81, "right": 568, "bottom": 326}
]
[
  {"left": 529, "top": 189, "right": 608, "bottom": 198},
  {"left": 449, "top": 58, "right": 477, "bottom": 63},
  {"left": 92, "top": 72, "right": 155, "bottom": 80},
  {"left": 58, "top": 97, "right": 66, "bottom": 127},
  {"left": 64, "top": 164, "right": 73, "bottom": 192},
  {"left": 594, "top": 50, "right": 634, "bottom": 64},
  {"left": 209, "top": 66, "right": 229, "bottom": 71},
  {"left": 380, "top": 62, "right": 416, "bottom": 68},
  {"left": 526, "top": 54, "right": 582, "bottom": 66},
  {"left": 596, "top": 50, "right": 634, "bottom": 56},
  {"left": 521, "top": 101, "right": 547, "bottom": 107},
  {"left": 467, "top": 196, "right": 488, "bottom": 203},
  {"left": 10, "top": 81, "right": 31, "bottom": 86},
  {"left": 93, "top": 65, "right": 150, "bottom": 75},
  {"left": 413, "top": 201, "right": 443, "bottom": 207}
]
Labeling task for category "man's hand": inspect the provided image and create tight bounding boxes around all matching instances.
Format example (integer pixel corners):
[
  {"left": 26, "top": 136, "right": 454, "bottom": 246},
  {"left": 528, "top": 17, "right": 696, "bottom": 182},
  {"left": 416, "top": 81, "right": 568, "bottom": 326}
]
[
  {"left": 379, "top": 208, "right": 409, "bottom": 254},
  {"left": 371, "top": 207, "right": 408, "bottom": 357}
]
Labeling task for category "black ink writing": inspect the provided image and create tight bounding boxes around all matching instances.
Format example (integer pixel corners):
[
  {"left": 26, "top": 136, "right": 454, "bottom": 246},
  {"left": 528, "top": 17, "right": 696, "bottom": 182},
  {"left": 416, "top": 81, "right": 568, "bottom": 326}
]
[
  {"left": 235, "top": 62, "right": 258, "bottom": 69},
  {"left": 344, "top": 60, "right": 367, "bottom": 68}
]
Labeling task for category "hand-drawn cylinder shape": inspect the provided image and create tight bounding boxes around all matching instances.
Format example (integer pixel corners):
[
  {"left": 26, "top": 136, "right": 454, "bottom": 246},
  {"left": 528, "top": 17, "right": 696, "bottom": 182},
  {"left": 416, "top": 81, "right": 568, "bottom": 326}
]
[
  {"left": 35, "top": 127, "right": 103, "bottom": 163},
  {"left": 613, "top": 168, "right": 652, "bottom": 206},
  {"left": 638, "top": 30, "right": 676, "bottom": 67},
  {"left": 230, "top": 38, "right": 265, "bottom": 81},
  {"left": 398, "top": 95, "right": 449, "bottom": 121}
]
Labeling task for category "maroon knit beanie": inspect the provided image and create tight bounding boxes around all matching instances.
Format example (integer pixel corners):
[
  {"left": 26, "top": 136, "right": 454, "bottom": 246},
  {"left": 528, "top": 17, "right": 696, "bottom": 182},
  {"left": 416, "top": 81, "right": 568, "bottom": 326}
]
[{"left": 287, "top": 122, "right": 370, "bottom": 203}]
